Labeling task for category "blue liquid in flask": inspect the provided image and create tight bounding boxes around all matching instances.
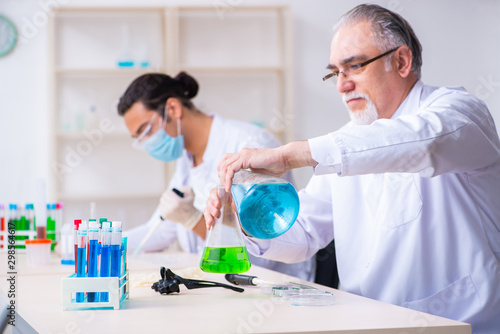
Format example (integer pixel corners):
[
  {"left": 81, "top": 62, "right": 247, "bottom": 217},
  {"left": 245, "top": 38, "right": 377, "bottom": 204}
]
[{"left": 231, "top": 183, "right": 300, "bottom": 239}]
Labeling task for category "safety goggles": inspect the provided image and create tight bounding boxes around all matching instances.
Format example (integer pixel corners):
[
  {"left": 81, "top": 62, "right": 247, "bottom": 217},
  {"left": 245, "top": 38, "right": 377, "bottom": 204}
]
[{"left": 132, "top": 113, "right": 164, "bottom": 149}]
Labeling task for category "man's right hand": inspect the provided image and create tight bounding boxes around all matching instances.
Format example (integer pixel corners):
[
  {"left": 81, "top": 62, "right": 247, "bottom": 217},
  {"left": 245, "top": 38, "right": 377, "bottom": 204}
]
[{"left": 217, "top": 141, "right": 318, "bottom": 192}]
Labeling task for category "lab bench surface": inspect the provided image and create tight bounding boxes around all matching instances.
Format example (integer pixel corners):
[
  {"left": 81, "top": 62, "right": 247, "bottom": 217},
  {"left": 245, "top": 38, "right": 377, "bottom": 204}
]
[{"left": 0, "top": 253, "right": 470, "bottom": 334}]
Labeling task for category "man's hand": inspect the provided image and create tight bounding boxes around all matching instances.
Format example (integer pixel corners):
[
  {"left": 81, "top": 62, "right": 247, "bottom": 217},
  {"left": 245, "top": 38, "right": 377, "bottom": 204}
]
[
  {"left": 159, "top": 186, "right": 203, "bottom": 231},
  {"left": 203, "top": 187, "right": 222, "bottom": 230},
  {"left": 217, "top": 141, "right": 317, "bottom": 191}
]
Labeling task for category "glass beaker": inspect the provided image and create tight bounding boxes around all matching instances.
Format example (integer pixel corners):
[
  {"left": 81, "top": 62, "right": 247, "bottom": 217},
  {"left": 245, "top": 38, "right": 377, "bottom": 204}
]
[
  {"left": 200, "top": 187, "right": 251, "bottom": 274},
  {"left": 231, "top": 170, "right": 300, "bottom": 239}
]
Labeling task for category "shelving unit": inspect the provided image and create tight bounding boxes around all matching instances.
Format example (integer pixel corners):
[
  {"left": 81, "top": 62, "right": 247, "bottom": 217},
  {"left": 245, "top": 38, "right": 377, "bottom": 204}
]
[{"left": 48, "top": 6, "right": 292, "bottom": 229}]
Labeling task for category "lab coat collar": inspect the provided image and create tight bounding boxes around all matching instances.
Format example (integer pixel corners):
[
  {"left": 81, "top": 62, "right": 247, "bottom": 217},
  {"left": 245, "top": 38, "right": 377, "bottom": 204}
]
[{"left": 390, "top": 80, "right": 424, "bottom": 119}]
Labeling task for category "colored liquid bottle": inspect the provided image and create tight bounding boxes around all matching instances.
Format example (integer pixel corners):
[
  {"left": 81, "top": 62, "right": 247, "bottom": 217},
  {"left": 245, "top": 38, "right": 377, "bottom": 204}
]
[
  {"left": 0, "top": 204, "right": 4, "bottom": 249},
  {"left": 76, "top": 221, "right": 88, "bottom": 303},
  {"left": 100, "top": 221, "right": 112, "bottom": 302},
  {"left": 87, "top": 221, "right": 100, "bottom": 302},
  {"left": 110, "top": 221, "right": 122, "bottom": 279},
  {"left": 200, "top": 187, "right": 251, "bottom": 274},
  {"left": 231, "top": 170, "right": 300, "bottom": 239}
]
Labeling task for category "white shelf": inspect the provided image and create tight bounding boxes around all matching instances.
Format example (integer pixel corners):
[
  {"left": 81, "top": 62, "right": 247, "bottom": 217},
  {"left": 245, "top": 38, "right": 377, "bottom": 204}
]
[
  {"left": 56, "top": 131, "right": 130, "bottom": 140},
  {"left": 58, "top": 191, "right": 162, "bottom": 201},
  {"left": 55, "top": 68, "right": 165, "bottom": 77},
  {"left": 179, "top": 66, "right": 285, "bottom": 74}
]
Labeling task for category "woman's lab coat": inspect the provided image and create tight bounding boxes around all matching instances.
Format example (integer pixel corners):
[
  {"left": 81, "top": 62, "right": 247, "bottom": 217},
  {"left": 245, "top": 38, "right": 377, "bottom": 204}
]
[
  {"left": 245, "top": 81, "right": 500, "bottom": 333},
  {"left": 125, "top": 115, "right": 315, "bottom": 282}
]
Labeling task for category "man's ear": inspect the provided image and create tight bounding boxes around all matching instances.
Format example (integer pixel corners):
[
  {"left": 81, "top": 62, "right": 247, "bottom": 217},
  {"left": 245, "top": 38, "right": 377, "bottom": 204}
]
[
  {"left": 395, "top": 46, "right": 413, "bottom": 78},
  {"left": 165, "top": 97, "right": 184, "bottom": 120}
]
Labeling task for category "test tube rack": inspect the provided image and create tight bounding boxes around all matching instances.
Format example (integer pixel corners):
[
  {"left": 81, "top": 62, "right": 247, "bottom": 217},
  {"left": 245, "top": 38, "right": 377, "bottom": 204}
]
[
  {"left": 61, "top": 270, "right": 129, "bottom": 310},
  {"left": 0, "top": 230, "right": 37, "bottom": 252}
]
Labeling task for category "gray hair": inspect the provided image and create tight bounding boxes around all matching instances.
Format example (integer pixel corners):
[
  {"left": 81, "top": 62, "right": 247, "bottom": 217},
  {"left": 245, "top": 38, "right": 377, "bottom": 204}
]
[{"left": 333, "top": 4, "right": 423, "bottom": 79}]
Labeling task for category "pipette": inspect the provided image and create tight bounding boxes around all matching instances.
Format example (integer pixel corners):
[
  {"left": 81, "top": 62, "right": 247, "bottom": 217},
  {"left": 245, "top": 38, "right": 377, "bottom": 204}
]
[{"left": 132, "top": 188, "right": 184, "bottom": 256}]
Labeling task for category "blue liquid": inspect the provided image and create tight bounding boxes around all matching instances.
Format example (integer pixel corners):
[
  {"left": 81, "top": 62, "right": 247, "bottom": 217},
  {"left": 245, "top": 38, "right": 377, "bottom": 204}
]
[
  {"left": 76, "top": 247, "right": 87, "bottom": 302},
  {"left": 110, "top": 244, "right": 121, "bottom": 278},
  {"left": 87, "top": 240, "right": 99, "bottom": 302},
  {"left": 117, "top": 61, "right": 134, "bottom": 67},
  {"left": 231, "top": 183, "right": 299, "bottom": 239},
  {"left": 100, "top": 245, "right": 111, "bottom": 302}
]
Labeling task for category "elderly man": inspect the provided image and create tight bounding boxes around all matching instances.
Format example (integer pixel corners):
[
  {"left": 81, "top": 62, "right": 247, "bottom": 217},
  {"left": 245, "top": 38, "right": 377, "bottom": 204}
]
[{"left": 205, "top": 4, "right": 500, "bottom": 333}]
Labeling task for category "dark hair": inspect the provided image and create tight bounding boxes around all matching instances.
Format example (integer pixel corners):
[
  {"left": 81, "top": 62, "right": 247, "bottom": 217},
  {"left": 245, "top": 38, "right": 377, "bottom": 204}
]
[
  {"left": 334, "top": 4, "right": 423, "bottom": 79},
  {"left": 117, "top": 71, "right": 199, "bottom": 116}
]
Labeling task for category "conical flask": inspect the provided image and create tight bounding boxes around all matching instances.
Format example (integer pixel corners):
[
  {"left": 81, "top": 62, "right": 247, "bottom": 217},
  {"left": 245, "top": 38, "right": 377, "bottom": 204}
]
[
  {"left": 200, "top": 187, "right": 251, "bottom": 274},
  {"left": 231, "top": 170, "right": 300, "bottom": 239}
]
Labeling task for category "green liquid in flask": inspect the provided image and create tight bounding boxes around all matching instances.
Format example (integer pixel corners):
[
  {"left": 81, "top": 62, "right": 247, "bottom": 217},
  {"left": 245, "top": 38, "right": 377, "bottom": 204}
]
[{"left": 200, "top": 246, "right": 251, "bottom": 274}]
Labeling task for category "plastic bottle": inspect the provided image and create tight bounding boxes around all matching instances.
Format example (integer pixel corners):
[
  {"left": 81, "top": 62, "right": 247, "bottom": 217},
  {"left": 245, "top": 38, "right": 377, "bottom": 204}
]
[
  {"left": 200, "top": 187, "right": 251, "bottom": 274},
  {"left": 230, "top": 170, "right": 300, "bottom": 239}
]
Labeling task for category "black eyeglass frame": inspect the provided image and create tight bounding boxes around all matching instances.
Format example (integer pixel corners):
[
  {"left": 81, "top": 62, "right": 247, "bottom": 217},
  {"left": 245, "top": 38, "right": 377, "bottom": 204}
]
[{"left": 322, "top": 46, "right": 401, "bottom": 82}]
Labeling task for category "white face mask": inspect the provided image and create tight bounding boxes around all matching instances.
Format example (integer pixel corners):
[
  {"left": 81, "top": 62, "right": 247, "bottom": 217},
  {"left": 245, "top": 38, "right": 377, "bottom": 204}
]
[{"left": 342, "top": 92, "right": 379, "bottom": 125}]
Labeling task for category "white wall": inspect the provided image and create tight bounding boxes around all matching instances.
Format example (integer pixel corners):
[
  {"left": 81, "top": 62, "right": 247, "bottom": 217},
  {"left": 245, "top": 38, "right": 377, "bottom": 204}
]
[{"left": 1, "top": 0, "right": 499, "bottom": 205}]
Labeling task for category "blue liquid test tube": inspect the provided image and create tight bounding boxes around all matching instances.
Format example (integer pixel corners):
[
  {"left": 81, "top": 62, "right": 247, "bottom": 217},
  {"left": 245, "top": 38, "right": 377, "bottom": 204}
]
[
  {"left": 110, "top": 221, "right": 122, "bottom": 284},
  {"left": 99, "top": 222, "right": 112, "bottom": 302},
  {"left": 87, "top": 221, "right": 100, "bottom": 302},
  {"left": 76, "top": 221, "right": 88, "bottom": 303}
]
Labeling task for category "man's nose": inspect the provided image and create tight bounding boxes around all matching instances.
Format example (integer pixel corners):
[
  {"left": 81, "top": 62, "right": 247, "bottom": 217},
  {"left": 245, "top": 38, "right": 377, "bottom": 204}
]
[{"left": 336, "top": 73, "right": 354, "bottom": 94}]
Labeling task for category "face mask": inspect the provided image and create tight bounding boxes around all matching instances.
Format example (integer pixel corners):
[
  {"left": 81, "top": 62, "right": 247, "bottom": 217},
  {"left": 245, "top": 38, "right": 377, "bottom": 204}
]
[{"left": 142, "top": 118, "right": 184, "bottom": 162}]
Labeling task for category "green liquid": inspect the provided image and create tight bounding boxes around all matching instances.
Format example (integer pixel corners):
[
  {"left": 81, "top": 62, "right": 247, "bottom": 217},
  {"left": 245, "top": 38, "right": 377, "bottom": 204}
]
[
  {"left": 47, "top": 217, "right": 56, "bottom": 251},
  {"left": 200, "top": 246, "right": 251, "bottom": 274}
]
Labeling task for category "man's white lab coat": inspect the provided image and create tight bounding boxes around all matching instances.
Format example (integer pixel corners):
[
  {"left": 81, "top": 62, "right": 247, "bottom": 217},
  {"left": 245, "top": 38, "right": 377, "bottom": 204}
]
[
  {"left": 245, "top": 81, "right": 500, "bottom": 333},
  {"left": 125, "top": 115, "right": 316, "bottom": 281}
]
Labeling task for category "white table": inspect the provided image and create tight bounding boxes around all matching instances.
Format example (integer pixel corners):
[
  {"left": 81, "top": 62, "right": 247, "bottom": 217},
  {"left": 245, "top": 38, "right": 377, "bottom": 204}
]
[{"left": 0, "top": 252, "right": 470, "bottom": 334}]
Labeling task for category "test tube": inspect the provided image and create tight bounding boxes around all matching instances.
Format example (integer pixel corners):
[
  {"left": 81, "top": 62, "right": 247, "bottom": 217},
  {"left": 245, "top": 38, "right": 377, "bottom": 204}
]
[
  {"left": 87, "top": 221, "right": 100, "bottom": 302},
  {"left": 73, "top": 219, "right": 81, "bottom": 273},
  {"left": 8, "top": 204, "right": 19, "bottom": 248},
  {"left": 17, "top": 205, "right": 27, "bottom": 249},
  {"left": 100, "top": 221, "right": 112, "bottom": 302},
  {"left": 55, "top": 202, "right": 64, "bottom": 246},
  {"left": 60, "top": 223, "right": 75, "bottom": 265},
  {"left": 87, "top": 219, "right": 97, "bottom": 273},
  {"left": 121, "top": 236, "right": 128, "bottom": 296},
  {"left": 25, "top": 204, "right": 34, "bottom": 238},
  {"left": 0, "top": 204, "right": 4, "bottom": 249},
  {"left": 35, "top": 179, "right": 47, "bottom": 239},
  {"left": 47, "top": 203, "right": 57, "bottom": 250},
  {"left": 76, "top": 221, "right": 88, "bottom": 303},
  {"left": 110, "top": 221, "right": 122, "bottom": 279}
]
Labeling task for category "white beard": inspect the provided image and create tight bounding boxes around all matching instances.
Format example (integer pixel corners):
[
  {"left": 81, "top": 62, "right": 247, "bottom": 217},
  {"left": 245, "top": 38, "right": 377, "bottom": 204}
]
[{"left": 342, "top": 92, "right": 379, "bottom": 125}]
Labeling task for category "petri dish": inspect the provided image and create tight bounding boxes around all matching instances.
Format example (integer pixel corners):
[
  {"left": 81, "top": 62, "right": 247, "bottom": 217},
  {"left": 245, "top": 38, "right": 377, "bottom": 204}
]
[{"left": 290, "top": 292, "right": 336, "bottom": 306}]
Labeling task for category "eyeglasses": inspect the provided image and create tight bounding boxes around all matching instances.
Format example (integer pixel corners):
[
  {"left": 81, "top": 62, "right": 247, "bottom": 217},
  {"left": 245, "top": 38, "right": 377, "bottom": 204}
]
[
  {"left": 322, "top": 47, "right": 400, "bottom": 83},
  {"left": 132, "top": 113, "right": 162, "bottom": 149}
]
